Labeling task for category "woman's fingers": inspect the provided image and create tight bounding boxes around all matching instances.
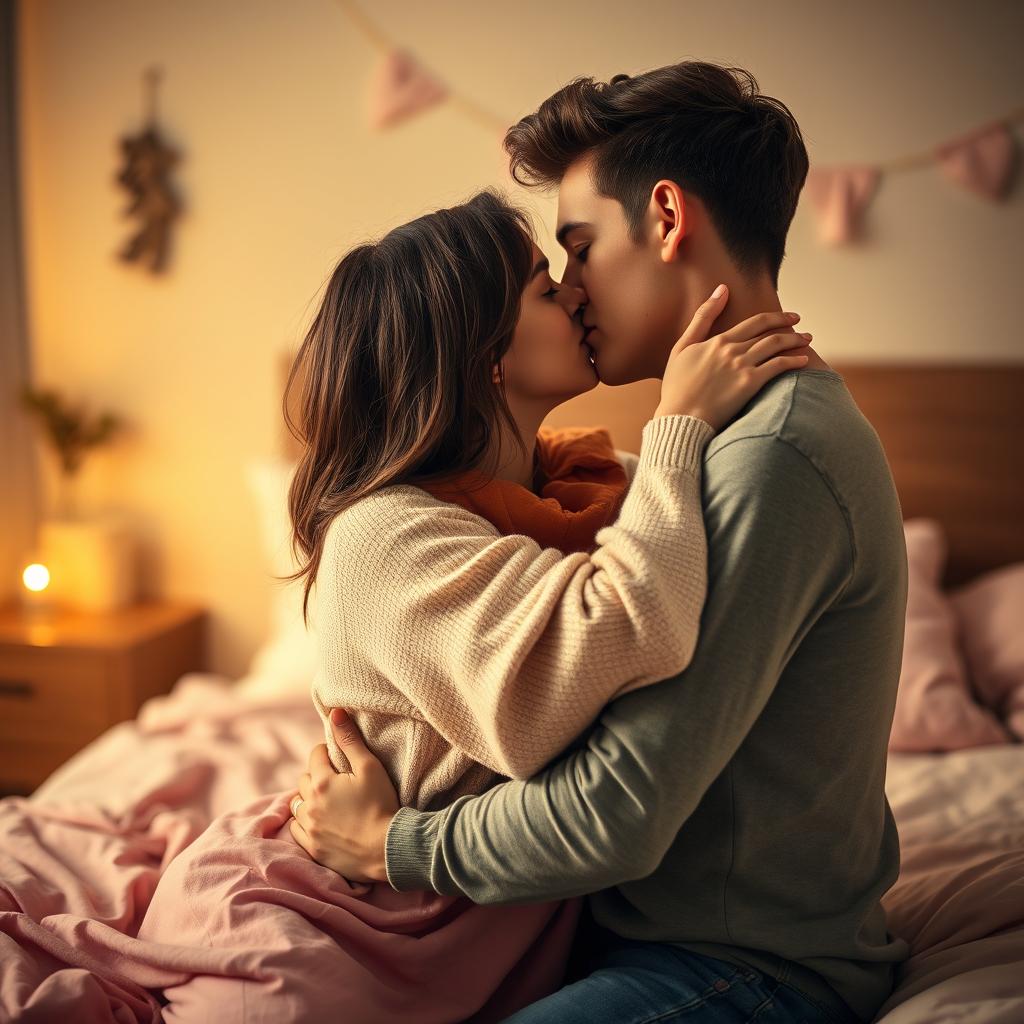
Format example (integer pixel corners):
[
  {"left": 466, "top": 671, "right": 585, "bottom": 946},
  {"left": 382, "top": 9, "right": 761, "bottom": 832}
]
[
  {"left": 721, "top": 310, "right": 800, "bottom": 345},
  {"left": 675, "top": 283, "right": 729, "bottom": 349},
  {"left": 753, "top": 353, "right": 811, "bottom": 386},
  {"left": 745, "top": 331, "right": 812, "bottom": 364}
]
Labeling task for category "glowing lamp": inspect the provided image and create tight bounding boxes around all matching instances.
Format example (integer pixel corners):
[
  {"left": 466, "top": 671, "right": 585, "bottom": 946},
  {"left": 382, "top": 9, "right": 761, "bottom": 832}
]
[{"left": 22, "top": 562, "right": 50, "bottom": 592}]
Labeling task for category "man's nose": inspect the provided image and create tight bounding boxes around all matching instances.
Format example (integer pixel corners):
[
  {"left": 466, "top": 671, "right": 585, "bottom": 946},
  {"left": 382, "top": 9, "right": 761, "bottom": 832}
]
[{"left": 556, "top": 284, "right": 587, "bottom": 319}]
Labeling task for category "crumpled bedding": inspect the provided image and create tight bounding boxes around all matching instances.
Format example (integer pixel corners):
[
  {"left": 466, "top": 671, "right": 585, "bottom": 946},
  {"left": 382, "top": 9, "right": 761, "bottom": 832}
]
[
  {"left": 1, "top": 672, "right": 1021, "bottom": 1023},
  {"left": 0, "top": 674, "right": 576, "bottom": 1023},
  {"left": 874, "top": 746, "right": 1024, "bottom": 1023}
]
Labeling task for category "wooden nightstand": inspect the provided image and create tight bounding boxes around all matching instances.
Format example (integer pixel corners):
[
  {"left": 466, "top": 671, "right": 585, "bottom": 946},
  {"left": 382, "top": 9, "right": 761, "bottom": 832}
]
[{"left": 0, "top": 600, "right": 207, "bottom": 796}]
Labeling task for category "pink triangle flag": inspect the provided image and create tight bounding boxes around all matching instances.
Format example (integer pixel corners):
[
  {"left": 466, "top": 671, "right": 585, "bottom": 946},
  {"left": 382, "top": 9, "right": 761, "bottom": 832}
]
[
  {"left": 935, "top": 121, "right": 1017, "bottom": 202},
  {"left": 367, "top": 48, "right": 448, "bottom": 130},
  {"left": 804, "top": 165, "right": 881, "bottom": 245}
]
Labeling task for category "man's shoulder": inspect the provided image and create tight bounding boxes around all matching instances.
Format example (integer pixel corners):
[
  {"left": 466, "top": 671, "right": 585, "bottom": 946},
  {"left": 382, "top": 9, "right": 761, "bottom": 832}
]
[
  {"left": 699, "top": 369, "right": 902, "bottom": 574},
  {"left": 707, "top": 368, "right": 843, "bottom": 448},
  {"left": 704, "top": 369, "right": 881, "bottom": 486}
]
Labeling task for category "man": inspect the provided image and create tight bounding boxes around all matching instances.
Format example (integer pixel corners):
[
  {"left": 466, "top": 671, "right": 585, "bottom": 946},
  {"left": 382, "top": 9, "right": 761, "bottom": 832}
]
[{"left": 294, "top": 60, "right": 909, "bottom": 1023}]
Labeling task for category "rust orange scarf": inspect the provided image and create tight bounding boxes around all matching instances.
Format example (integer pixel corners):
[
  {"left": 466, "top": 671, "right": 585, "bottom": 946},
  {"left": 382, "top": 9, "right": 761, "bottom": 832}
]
[{"left": 418, "top": 426, "right": 629, "bottom": 555}]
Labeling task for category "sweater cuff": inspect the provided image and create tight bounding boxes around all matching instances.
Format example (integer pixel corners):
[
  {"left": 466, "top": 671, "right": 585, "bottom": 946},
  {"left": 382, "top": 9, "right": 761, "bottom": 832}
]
[
  {"left": 639, "top": 414, "right": 714, "bottom": 473},
  {"left": 385, "top": 805, "right": 443, "bottom": 893}
]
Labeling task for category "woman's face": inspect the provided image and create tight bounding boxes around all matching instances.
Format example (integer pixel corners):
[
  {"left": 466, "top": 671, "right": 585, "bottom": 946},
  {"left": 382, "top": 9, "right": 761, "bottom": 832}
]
[{"left": 496, "top": 242, "right": 598, "bottom": 406}]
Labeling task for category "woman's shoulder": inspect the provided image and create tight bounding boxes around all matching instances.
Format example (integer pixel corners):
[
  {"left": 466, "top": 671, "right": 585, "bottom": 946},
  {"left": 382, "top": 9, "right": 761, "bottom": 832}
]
[{"left": 326, "top": 483, "right": 500, "bottom": 552}]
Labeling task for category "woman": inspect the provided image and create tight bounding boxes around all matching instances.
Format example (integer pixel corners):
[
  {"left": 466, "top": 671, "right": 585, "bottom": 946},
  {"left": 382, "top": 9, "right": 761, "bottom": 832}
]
[
  {"left": 287, "top": 191, "right": 809, "bottom": 809},
  {"left": 139, "top": 190, "right": 810, "bottom": 1023},
  {"left": 286, "top": 191, "right": 808, "bottom": 1012}
]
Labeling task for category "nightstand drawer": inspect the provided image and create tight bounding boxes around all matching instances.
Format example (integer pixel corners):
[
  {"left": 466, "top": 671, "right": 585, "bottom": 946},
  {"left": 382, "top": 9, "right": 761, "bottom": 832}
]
[
  {"left": 0, "top": 735, "right": 89, "bottom": 796},
  {"left": 0, "top": 645, "right": 112, "bottom": 740}
]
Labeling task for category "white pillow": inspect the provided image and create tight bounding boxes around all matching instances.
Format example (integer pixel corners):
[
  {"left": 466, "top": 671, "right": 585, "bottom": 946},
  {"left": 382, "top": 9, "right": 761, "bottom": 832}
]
[{"left": 236, "top": 457, "right": 319, "bottom": 699}]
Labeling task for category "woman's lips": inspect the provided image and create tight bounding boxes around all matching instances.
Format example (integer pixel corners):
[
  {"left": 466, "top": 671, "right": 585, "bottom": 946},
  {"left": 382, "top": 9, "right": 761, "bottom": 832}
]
[
  {"left": 580, "top": 326, "right": 597, "bottom": 366},
  {"left": 580, "top": 336, "right": 597, "bottom": 367}
]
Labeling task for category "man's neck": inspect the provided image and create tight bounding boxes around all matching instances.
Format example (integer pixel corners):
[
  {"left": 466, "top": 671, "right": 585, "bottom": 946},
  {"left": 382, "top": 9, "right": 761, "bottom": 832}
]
[{"left": 700, "top": 277, "right": 830, "bottom": 372}]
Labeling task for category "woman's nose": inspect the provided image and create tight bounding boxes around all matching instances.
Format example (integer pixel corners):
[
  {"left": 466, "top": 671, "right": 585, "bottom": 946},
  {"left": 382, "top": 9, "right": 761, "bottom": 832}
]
[{"left": 556, "top": 284, "right": 587, "bottom": 318}]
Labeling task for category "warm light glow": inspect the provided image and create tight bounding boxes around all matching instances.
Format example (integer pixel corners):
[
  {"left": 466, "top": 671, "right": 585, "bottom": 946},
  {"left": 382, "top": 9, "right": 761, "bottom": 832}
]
[{"left": 22, "top": 563, "right": 51, "bottom": 592}]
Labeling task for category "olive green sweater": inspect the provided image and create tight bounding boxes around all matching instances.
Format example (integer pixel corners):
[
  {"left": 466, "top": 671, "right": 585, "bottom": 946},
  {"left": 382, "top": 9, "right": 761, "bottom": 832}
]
[{"left": 385, "top": 369, "right": 910, "bottom": 1024}]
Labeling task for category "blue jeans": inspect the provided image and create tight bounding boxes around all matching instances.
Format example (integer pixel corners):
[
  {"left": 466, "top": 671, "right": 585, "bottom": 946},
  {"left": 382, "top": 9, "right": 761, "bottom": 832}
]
[{"left": 500, "top": 939, "right": 840, "bottom": 1024}]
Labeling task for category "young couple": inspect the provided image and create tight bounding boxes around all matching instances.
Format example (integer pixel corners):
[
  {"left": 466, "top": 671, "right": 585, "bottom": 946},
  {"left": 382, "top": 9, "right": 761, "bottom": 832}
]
[{"left": 285, "top": 60, "right": 910, "bottom": 1023}]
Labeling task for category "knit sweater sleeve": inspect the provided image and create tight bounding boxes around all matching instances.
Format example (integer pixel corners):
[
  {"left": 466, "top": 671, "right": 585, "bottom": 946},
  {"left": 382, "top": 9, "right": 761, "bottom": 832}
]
[
  {"left": 320, "top": 413, "right": 713, "bottom": 780},
  {"left": 614, "top": 449, "right": 640, "bottom": 484}
]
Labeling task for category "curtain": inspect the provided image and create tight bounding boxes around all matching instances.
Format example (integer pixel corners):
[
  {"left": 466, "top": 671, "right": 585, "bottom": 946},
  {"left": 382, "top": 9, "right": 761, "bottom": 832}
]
[{"left": 0, "top": 0, "right": 40, "bottom": 603}]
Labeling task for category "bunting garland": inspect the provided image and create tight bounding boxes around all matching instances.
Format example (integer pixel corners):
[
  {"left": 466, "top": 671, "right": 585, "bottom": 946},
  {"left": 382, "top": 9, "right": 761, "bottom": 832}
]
[
  {"left": 367, "top": 49, "right": 448, "bottom": 129},
  {"left": 803, "top": 165, "right": 880, "bottom": 246},
  {"left": 805, "top": 111, "right": 1022, "bottom": 244},
  {"left": 935, "top": 119, "right": 1017, "bottom": 202},
  {"left": 338, "top": 0, "right": 1022, "bottom": 247}
]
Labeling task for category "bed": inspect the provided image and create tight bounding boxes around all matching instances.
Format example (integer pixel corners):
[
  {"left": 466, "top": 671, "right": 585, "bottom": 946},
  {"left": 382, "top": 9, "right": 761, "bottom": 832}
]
[{"left": 0, "top": 359, "right": 1021, "bottom": 1023}]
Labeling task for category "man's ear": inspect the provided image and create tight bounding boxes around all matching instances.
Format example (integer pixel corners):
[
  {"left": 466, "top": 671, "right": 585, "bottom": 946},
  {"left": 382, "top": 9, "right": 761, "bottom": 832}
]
[{"left": 650, "top": 180, "right": 687, "bottom": 263}]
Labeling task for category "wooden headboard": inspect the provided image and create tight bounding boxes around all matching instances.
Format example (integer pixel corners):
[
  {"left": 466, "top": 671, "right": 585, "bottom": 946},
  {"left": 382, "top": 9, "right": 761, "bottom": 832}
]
[{"left": 280, "top": 351, "right": 1023, "bottom": 586}]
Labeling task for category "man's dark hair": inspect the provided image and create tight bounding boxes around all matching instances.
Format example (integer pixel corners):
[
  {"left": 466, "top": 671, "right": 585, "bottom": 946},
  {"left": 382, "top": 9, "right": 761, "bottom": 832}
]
[{"left": 504, "top": 61, "right": 809, "bottom": 289}]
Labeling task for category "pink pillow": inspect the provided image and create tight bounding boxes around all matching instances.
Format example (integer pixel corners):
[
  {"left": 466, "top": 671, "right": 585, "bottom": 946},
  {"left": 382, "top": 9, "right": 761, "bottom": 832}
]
[
  {"left": 950, "top": 563, "right": 1024, "bottom": 741},
  {"left": 889, "top": 520, "right": 1011, "bottom": 752}
]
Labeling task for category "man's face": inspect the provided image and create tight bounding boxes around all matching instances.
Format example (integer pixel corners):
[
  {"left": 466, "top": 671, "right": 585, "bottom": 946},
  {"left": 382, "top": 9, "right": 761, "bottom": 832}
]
[{"left": 555, "top": 156, "right": 683, "bottom": 386}]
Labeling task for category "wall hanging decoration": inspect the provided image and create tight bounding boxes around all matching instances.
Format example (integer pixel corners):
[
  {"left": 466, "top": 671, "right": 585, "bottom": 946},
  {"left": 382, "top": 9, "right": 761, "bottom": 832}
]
[{"left": 115, "top": 66, "right": 183, "bottom": 274}]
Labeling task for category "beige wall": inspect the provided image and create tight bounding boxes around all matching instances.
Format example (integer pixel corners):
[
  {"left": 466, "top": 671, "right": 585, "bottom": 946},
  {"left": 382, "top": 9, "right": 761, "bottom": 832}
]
[{"left": 16, "top": 0, "right": 1024, "bottom": 678}]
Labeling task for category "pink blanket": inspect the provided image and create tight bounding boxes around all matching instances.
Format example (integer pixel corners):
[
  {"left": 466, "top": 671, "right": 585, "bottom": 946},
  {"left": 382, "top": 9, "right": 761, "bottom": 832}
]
[
  {"left": 0, "top": 674, "right": 578, "bottom": 1022},
  {"left": 4, "top": 673, "right": 1022, "bottom": 1022}
]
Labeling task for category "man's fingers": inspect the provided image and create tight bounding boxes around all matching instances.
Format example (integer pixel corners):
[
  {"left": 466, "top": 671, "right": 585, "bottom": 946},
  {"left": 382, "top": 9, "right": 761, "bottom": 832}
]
[
  {"left": 290, "top": 779, "right": 311, "bottom": 827},
  {"left": 297, "top": 772, "right": 312, "bottom": 807},
  {"left": 308, "top": 743, "right": 336, "bottom": 788},
  {"left": 329, "top": 708, "right": 375, "bottom": 770},
  {"left": 289, "top": 815, "right": 312, "bottom": 854}
]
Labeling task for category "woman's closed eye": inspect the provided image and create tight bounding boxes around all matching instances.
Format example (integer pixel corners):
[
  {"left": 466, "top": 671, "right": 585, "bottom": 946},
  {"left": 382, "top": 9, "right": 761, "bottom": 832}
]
[
  {"left": 574, "top": 245, "right": 590, "bottom": 264},
  {"left": 542, "top": 283, "right": 559, "bottom": 299}
]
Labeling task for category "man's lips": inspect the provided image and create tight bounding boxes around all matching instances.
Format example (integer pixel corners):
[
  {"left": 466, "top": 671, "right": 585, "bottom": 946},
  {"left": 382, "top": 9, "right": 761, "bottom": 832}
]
[{"left": 580, "top": 326, "right": 598, "bottom": 368}]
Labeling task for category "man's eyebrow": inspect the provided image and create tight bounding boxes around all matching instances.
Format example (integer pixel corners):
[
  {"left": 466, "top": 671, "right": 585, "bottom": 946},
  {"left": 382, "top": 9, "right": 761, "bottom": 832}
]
[
  {"left": 530, "top": 257, "right": 550, "bottom": 281},
  {"left": 555, "top": 221, "right": 591, "bottom": 248}
]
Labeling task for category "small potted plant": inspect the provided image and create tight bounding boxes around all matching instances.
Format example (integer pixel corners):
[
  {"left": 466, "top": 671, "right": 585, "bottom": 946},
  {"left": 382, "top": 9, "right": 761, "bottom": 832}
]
[
  {"left": 20, "top": 386, "right": 123, "bottom": 518},
  {"left": 19, "top": 386, "right": 136, "bottom": 611}
]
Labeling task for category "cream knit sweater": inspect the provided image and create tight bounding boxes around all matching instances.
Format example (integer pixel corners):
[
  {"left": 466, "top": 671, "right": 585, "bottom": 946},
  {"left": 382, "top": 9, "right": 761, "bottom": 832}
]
[{"left": 312, "top": 413, "right": 714, "bottom": 812}]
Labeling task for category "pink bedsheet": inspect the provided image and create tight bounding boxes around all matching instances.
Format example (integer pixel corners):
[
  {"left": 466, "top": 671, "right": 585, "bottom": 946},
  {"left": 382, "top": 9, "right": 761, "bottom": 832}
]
[
  {"left": 2, "top": 673, "right": 1022, "bottom": 1022},
  {"left": 875, "top": 746, "right": 1024, "bottom": 1024},
  {"left": 0, "top": 674, "right": 578, "bottom": 1023}
]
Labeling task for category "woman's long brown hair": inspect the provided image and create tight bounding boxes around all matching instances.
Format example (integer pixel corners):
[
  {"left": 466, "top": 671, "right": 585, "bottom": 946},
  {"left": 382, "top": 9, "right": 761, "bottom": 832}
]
[{"left": 280, "top": 189, "right": 535, "bottom": 627}]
